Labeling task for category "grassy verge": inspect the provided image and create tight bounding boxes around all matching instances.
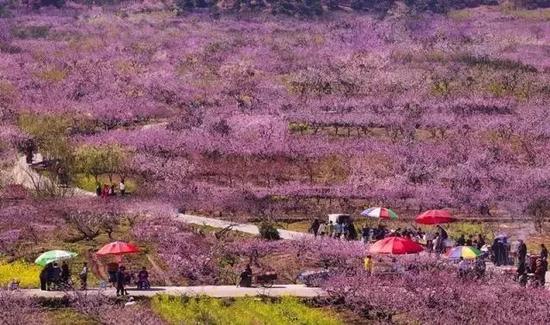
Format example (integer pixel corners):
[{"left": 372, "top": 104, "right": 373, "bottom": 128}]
[
  {"left": 47, "top": 309, "right": 96, "bottom": 325},
  {"left": 73, "top": 174, "right": 138, "bottom": 193},
  {"left": 151, "top": 295, "right": 342, "bottom": 325}
]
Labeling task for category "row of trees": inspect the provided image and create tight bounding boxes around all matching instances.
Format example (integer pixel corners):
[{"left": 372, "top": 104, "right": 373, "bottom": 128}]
[
  {"left": 12, "top": 114, "right": 129, "bottom": 195},
  {"left": 1, "top": 5, "right": 548, "bottom": 221}
]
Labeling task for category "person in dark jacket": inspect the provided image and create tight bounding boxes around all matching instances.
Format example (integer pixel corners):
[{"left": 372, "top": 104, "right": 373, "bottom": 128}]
[
  {"left": 309, "top": 218, "right": 321, "bottom": 237},
  {"left": 107, "top": 262, "right": 118, "bottom": 287},
  {"left": 49, "top": 263, "right": 62, "bottom": 290},
  {"left": 456, "top": 234, "right": 466, "bottom": 246},
  {"left": 40, "top": 263, "right": 52, "bottom": 291},
  {"left": 518, "top": 240, "right": 527, "bottom": 265},
  {"left": 361, "top": 225, "right": 370, "bottom": 243},
  {"left": 137, "top": 267, "right": 150, "bottom": 289},
  {"left": 61, "top": 261, "right": 71, "bottom": 285},
  {"left": 347, "top": 222, "right": 358, "bottom": 241},
  {"left": 239, "top": 264, "right": 253, "bottom": 287},
  {"left": 540, "top": 244, "right": 548, "bottom": 261},
  {"left": 116, "top": 266, "right": 127, "bottom": 296},
  {"left": 534, "top": 258, "right": 548, "bottom": 287}
]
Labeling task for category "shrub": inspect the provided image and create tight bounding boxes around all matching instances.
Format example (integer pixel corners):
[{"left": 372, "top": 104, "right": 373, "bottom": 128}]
[
  {"left": 0, "top": 261, "right": 41, "bottom": 288},
  {"left": 11, "top": 26, "right": 50, "bottom": 39},
  {"left": 259, "top": 222, "right": 280, "bottom": 240},
  {"left": 151, "top": 295, "right": 342, "bottom": 325}
]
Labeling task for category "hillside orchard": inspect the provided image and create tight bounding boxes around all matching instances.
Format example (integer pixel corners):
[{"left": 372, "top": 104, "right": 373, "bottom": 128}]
[{"left": 0, "top": 1, "right": 549, "bottom": 324}]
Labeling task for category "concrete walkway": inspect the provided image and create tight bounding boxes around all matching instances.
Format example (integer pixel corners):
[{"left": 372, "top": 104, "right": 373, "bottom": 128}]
[
  {"left": 19, "top": 285, "right": 324, "bottom": 298},
  {"left": 176, "top": 214, "right": 311, "bottom": 240},
  {"left": 8, "top": 154, "right": 309, "bottom": 240},
  {"left": 10, "top": 154, "right": 95, "bottom": 197}
]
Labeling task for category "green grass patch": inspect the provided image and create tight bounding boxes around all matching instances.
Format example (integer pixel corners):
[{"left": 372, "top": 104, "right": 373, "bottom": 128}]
[
  {"left": 151, "top": 296, "right": 342, "bottom": 325},
  {"left": 48, "top": 309, "right": 97, "bottom": 325},
  {"left": 0, "top": 260, "right": 41, "bottom": 288},
  {"left": 73, "top": 174, "right": 137, "bottom": 193}
]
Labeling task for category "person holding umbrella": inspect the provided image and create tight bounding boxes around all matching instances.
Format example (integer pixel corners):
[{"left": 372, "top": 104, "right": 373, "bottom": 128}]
[
  {"left": 39, "top": 263, "right": 52, "bottom": 291},
  {"left": 61, "top": 261, "right": 71, "bottom": 287},
  {"left": 35, "top": 250, "right": 77, "bottom": 290},
  {"left": 116, "top": 265, "right": 127, "bottom": 296}
]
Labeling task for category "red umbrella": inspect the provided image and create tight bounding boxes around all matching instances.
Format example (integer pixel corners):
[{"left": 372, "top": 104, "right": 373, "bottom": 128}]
[
  {"left": 96, "top": 241, "right": 140, "bottom": 256},
  {"left": 368, "top": 237, "right": 424, "bottom": 255},
  {"left": 415, "top": 209, "right": 456, "bottom": 225}
]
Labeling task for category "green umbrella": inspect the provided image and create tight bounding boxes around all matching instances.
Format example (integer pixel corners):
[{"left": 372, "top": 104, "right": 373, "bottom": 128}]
[{"left": 35, "top": 250, "right": 78, "bottom": 266}]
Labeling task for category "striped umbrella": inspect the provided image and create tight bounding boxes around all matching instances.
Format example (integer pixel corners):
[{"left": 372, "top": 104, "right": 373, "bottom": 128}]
[
  {"left": 446, "top": 246, "right": 481, "bottom": 260},
  {"left": 35, "top": 250, "right": 77, "bottom": 266},
  {"left": 361, "top": 207, "right": 398, "bottom": 220}
]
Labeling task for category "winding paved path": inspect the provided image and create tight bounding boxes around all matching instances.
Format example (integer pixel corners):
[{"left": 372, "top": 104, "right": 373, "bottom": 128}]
[
  {"left": 19, "top": 285, "right": 324, "bottom": 298},
  {"left": 10, "top": 154, "right": 95, "bottom": 197},
  {"left": 8, "top": 154, "right": 309, "bottom": 240},
  {"left": 176, "top": 214, "right": 311, "bottom": 240}
]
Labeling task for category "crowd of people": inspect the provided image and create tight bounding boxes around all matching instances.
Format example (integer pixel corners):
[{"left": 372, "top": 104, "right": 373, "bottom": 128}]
[
  {"left": 95, "top": 180, "right": 126, "bottom": 198},
  {"left": 308, "top": 218, "right": 358, "bottom": 240},
  {"left": 516, "top": 242, "right": 548, "bottom": 287},
  {"left": 39, "top": 261, "right": 88, "bottom": 291},
  {"left": 310, "top": 217, "right": 548, "bottom": 287},
  {"left": 38, "top": 261, "right": 149, "bottom": 295}
]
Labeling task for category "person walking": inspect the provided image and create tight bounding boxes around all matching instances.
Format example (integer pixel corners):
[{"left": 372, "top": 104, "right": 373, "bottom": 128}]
[
  {"left": 517, "top": 239, "right": 527, "bottom": 266},
  {"left": 534, "top": 258, "right": 548, "bottom": 287},
  {"left": 347, "top": 222, "right": 357, "bottom": 241},
  {"left": 334, "top": 222, "right": 342, "bottom": 239},
  {"left": 540, "top": 244, "right": 548, "bottom": 261},
  {"left": 61, "top": 261, "right": 71, "bottom": 286},
  {"left": 119, "top": 179, "right": 126, "bottom": 196},
  {"left": 116, "top": 266, "right": 127, "bottom": 296},
  {"left": 79, "top": 262, "right": 88, "bottom": 290},
  {"left": 308, "top": 218, "right": 321, "bottom": 237},
  {"left": 50, "top": 263, "right": 61, "bottom": 289},
  {"left": 40, "top": 263, "right": 52, "bottom": 291},
  {"left": 361, "top": 225, "right": 370, "bottom": 243},
  {"left": 456, "top": 234, "right": 466, "bottom": 246},
  {"left": 95, "top": 182, "right": 102, "bottom": 197},
  {"left": 328, "top": 221, "right": 334, "bottom": 238},
  {"left": 318, "top": 222, "right": 326, "bottom": 237}
]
